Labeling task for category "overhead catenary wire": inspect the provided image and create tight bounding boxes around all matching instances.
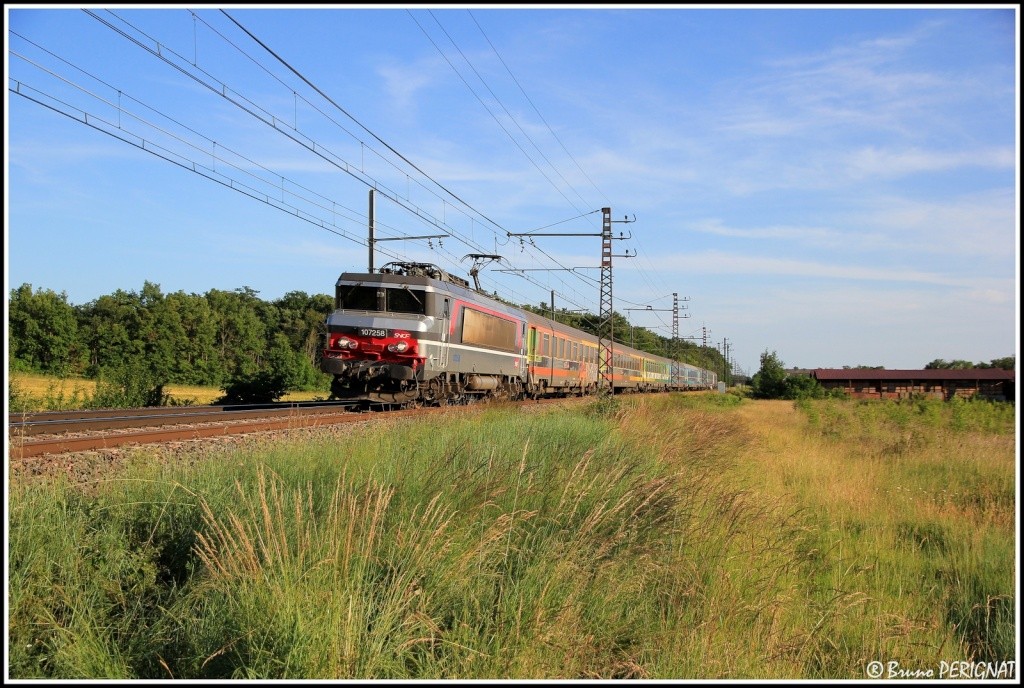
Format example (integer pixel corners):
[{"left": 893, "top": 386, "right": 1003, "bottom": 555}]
[
  {"left": 211, "top": 8, "right": 603, "bottom": 311},
  {"left": 15, "top": 9, "right": 669, "bottom": 322},
  {"left": 8, "top": 81, "right": 411, "bottom": 262},
  {"left": 9, "top": 34, "right": 412, "bottom": 243},
  {"left": 215, "top": 9, "right": 509, "bottom": 241},
  {"left": 463, "top": 9, "right": 684, "bottom": 309},
  {"left": 415, "top": 9, "right": 672, "bottom": 311},
  {"left": 71, "top": 8, "right": 552, "bottom": 295},
  {"left": 8, "top": 49, "right": 462, "bottom": 273},
  {"left": 424, "top": 9, "right": 592, "bottom": 215},
  {"left": 185, "top": 9, "right": 600, "bottom": 309},
  {"left": 467, "top": 9, "right": 609, "bottom": 209},
  {"left": 81, "top": 9, "right": 466, "bottom": 246}
]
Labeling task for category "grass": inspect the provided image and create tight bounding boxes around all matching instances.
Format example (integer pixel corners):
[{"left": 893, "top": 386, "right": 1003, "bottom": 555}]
[
  {"left": 738, "top": 398, "right": 1016, "bottom": 668},
  {"left": 7, "top": 394, "right": 1017, "bottom": 679}
]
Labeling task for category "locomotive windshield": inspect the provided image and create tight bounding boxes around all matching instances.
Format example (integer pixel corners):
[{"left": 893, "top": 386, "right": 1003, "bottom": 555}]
[{"left": 337, "top": 285, "right": 426, "bottom": 315}]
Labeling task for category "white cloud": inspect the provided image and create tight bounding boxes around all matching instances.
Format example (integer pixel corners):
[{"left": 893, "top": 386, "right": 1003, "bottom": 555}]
[
  {"left": 688, "top": 219, "right": 848, "bottom": 246},
  {"left": 966, "top": 288, "right": 1012, "bottom": 305},
  {"left": 643, "top": 249, "right": 1014, "bottom": 292},
  {"left": 377, "top": 57, "right": 440, "bottom": 112},
  {"left": 859, "top": 188, "right": 1017, "bottom": 258},
  {"left": 843, "top": 146, "right": 1015, "bottom": 180},
  {"left": 680, "top": 187, "right": 1016, "bottom": 262},
  {"left": 690, "top": 281, "right": 1016, "bottom": 370}
]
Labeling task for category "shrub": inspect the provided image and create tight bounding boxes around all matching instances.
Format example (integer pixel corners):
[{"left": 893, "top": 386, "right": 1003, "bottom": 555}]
[
  {"left": 215, "top": 370, "right": 290, "bottom": 405},
  {"left": 89, "top": 361, "right": 168, "bottom": 409}
]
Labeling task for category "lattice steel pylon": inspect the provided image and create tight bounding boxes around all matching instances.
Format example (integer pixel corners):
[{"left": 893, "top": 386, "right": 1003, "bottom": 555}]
[
  {"left": 702, "top": 325, "right": 708, "bottom": 388},
  {"left": 597, "top": 207, "right": 614, "bottom": 393},
  {"left": 671, "top": 292, "right": 679, "bottom": 386},
  {"left": 506, "top": 206, "right": 630, "bottom": 394}
]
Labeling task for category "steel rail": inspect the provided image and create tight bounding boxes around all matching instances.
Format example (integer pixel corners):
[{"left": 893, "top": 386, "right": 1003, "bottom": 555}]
[
  {"left": 9, "top": 407, "right": 427, "bottom": 459},
  {"left": 8, "top": 400, "right": 356, "bottom": 425}
]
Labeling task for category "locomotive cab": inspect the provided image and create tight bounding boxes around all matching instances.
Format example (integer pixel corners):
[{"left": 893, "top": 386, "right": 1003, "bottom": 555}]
[
  {"left": 321, "top": 272, "right": 440, "bottom": 403},
  {"left": 321, "top": 261, "right": 532, "bottom": 406}
]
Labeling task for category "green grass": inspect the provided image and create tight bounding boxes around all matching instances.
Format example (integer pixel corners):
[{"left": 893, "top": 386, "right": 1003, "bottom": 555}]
[{"left": 8, "top": 395, "right": 1017, "bottom": 679}]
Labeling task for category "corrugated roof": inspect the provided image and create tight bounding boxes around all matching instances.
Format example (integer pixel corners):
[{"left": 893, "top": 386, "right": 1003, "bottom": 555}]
[{"left": 812, "top": 369, "right": 1015, "bottom": 381}]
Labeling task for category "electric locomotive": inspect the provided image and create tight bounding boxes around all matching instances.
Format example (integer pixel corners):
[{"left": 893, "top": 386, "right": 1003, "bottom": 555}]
[{"left": 321, "top": 262, "right": 529, "bottom": 405}]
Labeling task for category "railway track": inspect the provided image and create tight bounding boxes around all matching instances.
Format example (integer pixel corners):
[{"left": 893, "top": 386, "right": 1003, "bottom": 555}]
[
  {"left": 8, "top": 397, "right": 583, "bottom": 459},
  {"left": 9, "top": 401, "right": 361, "bottom": 437}
]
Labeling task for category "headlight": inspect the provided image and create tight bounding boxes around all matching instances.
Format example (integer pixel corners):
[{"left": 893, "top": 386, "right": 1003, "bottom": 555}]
[
  {"left": 338, "top": 337, "right": 358, "bottom": 350},
  {"left": 387, "top": 341, "right": 409, "bottom": 353}
]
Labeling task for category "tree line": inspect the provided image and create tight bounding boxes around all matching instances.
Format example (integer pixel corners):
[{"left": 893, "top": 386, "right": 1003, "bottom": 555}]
[
  {"left": 9, "top": 282, "right": 334, "bottom": 402},
  {"left": 923, "top": 358, "right": 1015, "bottom": 370}
]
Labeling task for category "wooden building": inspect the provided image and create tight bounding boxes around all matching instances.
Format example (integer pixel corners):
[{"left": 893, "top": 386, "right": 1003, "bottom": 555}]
[{"left": 811, "top": 369, "right": 1015, "bottom": 401}]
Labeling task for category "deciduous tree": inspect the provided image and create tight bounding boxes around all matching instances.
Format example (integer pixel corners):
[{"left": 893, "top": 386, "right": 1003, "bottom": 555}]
[
  {"left": 8, "top": 283, "right": 82, "bottom": 374},
  {"left": 750, "top": 350, "right": 788, "bottom": 399}
]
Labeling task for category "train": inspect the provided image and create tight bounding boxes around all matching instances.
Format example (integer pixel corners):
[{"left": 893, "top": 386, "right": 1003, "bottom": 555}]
[{"left": 320, "top": 261, "right": 717, "bottom": 406}]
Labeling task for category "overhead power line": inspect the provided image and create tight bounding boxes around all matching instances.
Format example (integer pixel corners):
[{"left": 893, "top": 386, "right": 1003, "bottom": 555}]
[
  {"left": 14, "top": 9, "right": 619, "bottom": 315},
  {"left": 217, "top": 9, "right": 508, "bottom": 240},
  {"left": 467, "top": 9, "right": 609, "bottom": 208},
  {"left": 424, "top": 9, "right": 592, "bottom": 215},
  {"left": 196, "top": 9, "right": 598, "bottom": 309}
]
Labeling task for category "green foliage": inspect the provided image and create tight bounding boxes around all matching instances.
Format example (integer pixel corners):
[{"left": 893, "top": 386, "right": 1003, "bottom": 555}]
[
  {"left": 79, "top": 288, "right": 147, "bottom": 376},
  {"left": 727, "top": 386, "right": 751, "bottom": 400},
  {"left": 164, "top": 290, "right": 220, "bottom": 385},
  {"left": 215, "top": 370, "right": 290, "bottom": 405},
  {"left": 780, "top": 374, "right": 820, "bottom": 399},
  {"left": 673, "top": 390, "right": 743, "bottom": 409},
  {"left": 940, "top": 531, "right": 1017, "bottom": 664},
  {"left": 8, "top": 282, "right": 335, "bottom": 402},
  {"left": 89, "top": 360, "right": 169, "bottom": 409},
  {"left": 977, "top": 356, "right": 1015, "bottom": 371},
  {"left": 945, "top": 396, "right": 1017, "bottom": 434},
  {"left": 794, "top": 396, "right": 1015, "bottom": 664},
  {"left": 10, "top": 357, "right": 35, "bottom": 374},
  {"left": 925, "top": 357, "right": 1015, "bottom": 370},
  {"left": 264, "top": 332, "right": 326, "bottom": 391},
  {"left": 925, "top": 358, "right": 976, "bottom": 370},
  {"left": 751, "top": 351, "right": 844, "bottom": 400},
  {"left": 8, "top": 378, "right": 34, "bottom": 414},
  {"left": 583, "top": 392, "right": 622, "bottom": 418},
  {"left": 798, "top": 397, "right": 1015, "bottom": 442},
  {"left": 8, "top": 477, "right": 200, "bottom": 678},
  {"left": 47, "top": 384, "right": 90, "bottom": 411},
  {"left": 8, "top": 284, "right": 82, "bottom": 375},
  {"left": 750, "top": 350, "right": 788, "bottom": 399}
]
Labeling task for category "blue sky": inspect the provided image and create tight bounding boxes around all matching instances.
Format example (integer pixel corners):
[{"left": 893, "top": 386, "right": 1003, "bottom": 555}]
[{"left": 6, "top": 5, "right": 1019, "bottom": 375}]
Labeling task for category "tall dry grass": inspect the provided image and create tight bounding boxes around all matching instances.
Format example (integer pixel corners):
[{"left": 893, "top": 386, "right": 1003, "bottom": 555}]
[
  {"left": 7, "top": 393, "right": 1016, "bottom": 679},
  {"left": 734, "top": 398, "right": 1016, "bottom": 668}
]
